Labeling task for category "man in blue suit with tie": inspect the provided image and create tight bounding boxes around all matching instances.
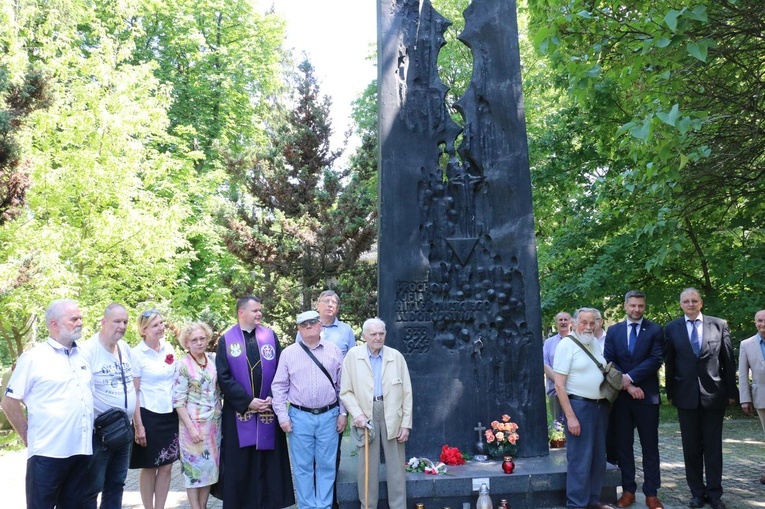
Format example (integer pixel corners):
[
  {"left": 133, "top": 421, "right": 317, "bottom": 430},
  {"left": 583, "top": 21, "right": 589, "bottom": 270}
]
[
  {"left": 604, "top": 290, "right": 665, "bottom": 509},
  {"left": 664, "top": 288, "right": 737, "bottom": 509}
]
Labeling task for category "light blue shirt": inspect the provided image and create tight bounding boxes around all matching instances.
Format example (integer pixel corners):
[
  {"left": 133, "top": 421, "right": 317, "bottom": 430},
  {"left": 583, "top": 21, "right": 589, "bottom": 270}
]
[
  {"left": 758, "top": 333, "right": 765, "bottom": 361},
  {"left": 685, "top": 313, "right": 704, "bottom": 348},
  {"left": 367, "top": 345, "right": 383, "bottom": 398},
  {"left": 626, "top": 318, "right": 643, "bottom": 347},
  {"left": 296, "top": 318, "right": 356, "bottom": 356}
]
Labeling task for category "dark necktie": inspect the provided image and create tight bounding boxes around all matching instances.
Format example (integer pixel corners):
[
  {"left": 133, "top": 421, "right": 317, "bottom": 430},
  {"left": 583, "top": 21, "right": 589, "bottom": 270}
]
[
  {"left": 629, "top": 323, "right": 638, "bottom": 354},
  {"left": 688, "top": 319, "right": 701, "bottom": 357}
]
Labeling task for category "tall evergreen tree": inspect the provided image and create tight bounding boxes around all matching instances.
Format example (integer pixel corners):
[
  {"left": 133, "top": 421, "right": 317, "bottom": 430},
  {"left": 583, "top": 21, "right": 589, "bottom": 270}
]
[{"left": 223, "top": 59, "right": 376, "bottom": 335}]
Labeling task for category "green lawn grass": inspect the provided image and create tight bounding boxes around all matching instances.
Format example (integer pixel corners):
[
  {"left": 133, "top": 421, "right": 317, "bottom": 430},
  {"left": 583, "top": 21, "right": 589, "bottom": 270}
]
[{"left": 659, "top": 400, "right": 748, "bottom": 423}]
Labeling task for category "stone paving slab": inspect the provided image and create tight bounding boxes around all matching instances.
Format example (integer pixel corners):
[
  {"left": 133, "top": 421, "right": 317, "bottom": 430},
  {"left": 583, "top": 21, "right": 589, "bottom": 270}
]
[{"left": 0, "top": 418, "right": 763, "bottom": 508}]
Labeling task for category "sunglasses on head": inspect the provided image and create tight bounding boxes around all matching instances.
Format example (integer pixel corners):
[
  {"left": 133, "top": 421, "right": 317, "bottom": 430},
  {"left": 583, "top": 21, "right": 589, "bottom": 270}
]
[{"left": 141, "top": 309, "right": 159, "bottom": 319}]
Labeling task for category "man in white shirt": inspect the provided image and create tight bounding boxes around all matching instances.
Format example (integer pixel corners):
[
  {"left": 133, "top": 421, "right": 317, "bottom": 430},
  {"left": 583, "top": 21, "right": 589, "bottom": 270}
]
[
  {"left": 1, "top": 299, "right": 94, "bottom": 509},
  {"left": 81, "top": 303, "right": 136, "bottom": 509},
  {"left": 554, "top": 308, "right": 613, "bottom": 509}
]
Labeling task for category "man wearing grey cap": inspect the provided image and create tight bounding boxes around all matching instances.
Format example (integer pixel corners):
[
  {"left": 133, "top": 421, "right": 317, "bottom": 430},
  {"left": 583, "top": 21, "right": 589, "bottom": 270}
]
[{"left": 272, "top": 310, "right": 346, "bottom": 509}]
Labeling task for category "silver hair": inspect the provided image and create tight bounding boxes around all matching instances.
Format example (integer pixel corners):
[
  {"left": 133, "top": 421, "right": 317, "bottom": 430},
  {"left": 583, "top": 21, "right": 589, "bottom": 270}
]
[
  {"left": 573, "top": 307, "right": 600, "bottom": 323},
  {"left": 362, "top": 317, "right": 386, "bottom": 334},
  {"left": 680, "top": 287, "right": 701, "bottom": 301},
  {"left": 45, "top": 299, "right": 79, "bottom": 328}
]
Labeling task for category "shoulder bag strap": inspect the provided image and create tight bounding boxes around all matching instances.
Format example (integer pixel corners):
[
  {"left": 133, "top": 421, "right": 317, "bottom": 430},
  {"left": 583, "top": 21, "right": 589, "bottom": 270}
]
[
  {"left": 116, "top": 344, "right": 128, "bottom": 409},
  {"left": 299, "top": 341, "right": 335, "bottom": 387},
  {"left": 566, "top": 335, "right": 606, "bottom": 372}
]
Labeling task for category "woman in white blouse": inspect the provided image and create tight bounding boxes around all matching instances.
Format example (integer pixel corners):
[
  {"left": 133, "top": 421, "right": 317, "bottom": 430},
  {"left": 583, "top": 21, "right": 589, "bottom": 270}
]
[{"left": 130, "top": 309, "right": 179, "bottom": 509}]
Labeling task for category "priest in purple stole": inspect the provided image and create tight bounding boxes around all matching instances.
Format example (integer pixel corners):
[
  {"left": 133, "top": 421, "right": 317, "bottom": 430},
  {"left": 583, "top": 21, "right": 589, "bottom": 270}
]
[{"left": 215, "top": 296, "right": 295, "bottom": 509}]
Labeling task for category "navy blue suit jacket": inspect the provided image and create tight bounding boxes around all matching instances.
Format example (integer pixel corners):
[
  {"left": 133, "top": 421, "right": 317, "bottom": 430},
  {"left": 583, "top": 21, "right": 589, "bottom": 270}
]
[
  {"left": 604, "top": 318, "right": 665, "bottom": 405},
  {"left": 664, "top": 314, "right": 737, "bottom": 410}
]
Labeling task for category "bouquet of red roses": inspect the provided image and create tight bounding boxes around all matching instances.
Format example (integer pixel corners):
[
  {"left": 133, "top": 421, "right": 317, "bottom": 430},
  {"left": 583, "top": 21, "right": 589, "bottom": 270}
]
[{"left": 440, "top": 444, "right": 466, "bottom": 466}]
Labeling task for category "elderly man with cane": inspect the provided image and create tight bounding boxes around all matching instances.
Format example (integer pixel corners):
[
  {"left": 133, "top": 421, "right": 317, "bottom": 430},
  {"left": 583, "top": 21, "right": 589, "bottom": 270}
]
[{"left": 340, "top": 318, "right": 413, "bottom": 509}]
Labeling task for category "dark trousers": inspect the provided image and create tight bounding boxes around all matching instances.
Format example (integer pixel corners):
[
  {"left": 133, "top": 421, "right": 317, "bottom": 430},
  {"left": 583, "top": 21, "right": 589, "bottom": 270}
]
[
  {"left": 677, "top": 406, "right": 725, "bottom": 500},
  {"left": 26, "top": 454, "right": 91, "bottom": 509},
  {"left": 613, "top": 396, "right": 661, "bottom": 496},
  {"left": 84, "top": 433, "right": 133, "bottom": 509},
  {"left": 565, "top": 398, "right": 609, "bottom": 508},
  {"left": 606, "top": 409, "right": 618, "bottom": 465}
]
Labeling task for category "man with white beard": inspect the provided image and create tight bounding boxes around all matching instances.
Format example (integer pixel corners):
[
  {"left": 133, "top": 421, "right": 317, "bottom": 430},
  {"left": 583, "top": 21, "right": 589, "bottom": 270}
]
[
  {"left": 1, "top": 299, "right": 94, "bottom": 508},
  {"left": 554, "top": 308, "right": 614, "bottom": 509}
]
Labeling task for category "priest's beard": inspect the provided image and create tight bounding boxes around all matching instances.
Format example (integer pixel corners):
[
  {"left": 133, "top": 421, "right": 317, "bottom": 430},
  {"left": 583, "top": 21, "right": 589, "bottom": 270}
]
[{"left": 577, "top": 332, "right": 595, "bottom": 344}]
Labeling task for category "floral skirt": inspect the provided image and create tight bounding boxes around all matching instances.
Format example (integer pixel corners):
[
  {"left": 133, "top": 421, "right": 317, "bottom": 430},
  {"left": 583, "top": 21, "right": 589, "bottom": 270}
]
[
  {"left": 130, "top": 408, "right": 179, "bottom": 469},
  {"left": 179, "top": 417, "right": 221, "bottom": 488}
]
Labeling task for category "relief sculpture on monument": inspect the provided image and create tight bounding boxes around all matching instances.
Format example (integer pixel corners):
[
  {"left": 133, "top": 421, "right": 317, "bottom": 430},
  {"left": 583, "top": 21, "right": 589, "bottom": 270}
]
[{"left": 378, "top": 0, "right": 548, "bottom": 457}]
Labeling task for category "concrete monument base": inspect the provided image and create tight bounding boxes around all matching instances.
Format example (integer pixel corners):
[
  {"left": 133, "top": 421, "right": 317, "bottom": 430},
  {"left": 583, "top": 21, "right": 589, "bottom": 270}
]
[{"left": 338, "top": 446, "right": 620, "bottom": 509}]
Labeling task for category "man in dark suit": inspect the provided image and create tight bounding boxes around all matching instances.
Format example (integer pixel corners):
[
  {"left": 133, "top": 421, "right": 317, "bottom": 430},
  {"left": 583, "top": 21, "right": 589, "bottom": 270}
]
[
  {"left": 604, "top": 290, "right": 665, "bottom": 509},
  {"left": 665, "top": 288, "right": 737, "bottom": 509}
]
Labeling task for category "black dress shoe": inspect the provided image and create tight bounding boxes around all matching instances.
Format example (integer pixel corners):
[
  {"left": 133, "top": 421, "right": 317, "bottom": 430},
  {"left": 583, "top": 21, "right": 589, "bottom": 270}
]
[
  {"left": 707, "top": 499, "right": 726, "bottom": 509},
  {"left": 689, "top": 497, "right": 705, "bottom": 508}
]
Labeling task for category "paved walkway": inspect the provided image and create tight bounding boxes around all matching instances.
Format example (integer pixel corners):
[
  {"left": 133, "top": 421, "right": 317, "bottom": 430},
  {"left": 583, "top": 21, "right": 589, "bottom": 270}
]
[{"left": 0, "top": 418, "right": 763, "bottom": 508}]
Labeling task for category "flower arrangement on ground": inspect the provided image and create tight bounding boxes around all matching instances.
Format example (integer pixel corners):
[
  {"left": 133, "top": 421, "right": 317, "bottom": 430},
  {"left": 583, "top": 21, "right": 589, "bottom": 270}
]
[
  {"left": 405, "top": 457, "right": 447, "bottom": 475},
  {"left": 439, "top": 444, "right": 466, "bottom": 466},
  {"left": 548, "top": 416, "right": 566, "bottom": 447},
  {"left": 549, "top": 416, "right": 565, "bottom": 441},
  {"left": 484, "top": 413, "right": 519, "bottom": 458}
]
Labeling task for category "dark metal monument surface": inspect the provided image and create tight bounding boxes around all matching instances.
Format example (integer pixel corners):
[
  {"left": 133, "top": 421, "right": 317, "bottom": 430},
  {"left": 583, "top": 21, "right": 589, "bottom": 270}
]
[{"left": 377, "top": 0, "right": 548, "bottom": 457}]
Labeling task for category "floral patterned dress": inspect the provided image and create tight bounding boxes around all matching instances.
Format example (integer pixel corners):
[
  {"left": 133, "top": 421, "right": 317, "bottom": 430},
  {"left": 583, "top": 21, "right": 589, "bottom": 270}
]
[{"left": 172, "top": 353, "right": 222, "bottom": 488}]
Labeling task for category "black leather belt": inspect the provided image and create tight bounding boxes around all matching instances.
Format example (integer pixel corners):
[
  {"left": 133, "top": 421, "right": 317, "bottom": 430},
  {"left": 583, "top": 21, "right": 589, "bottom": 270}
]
[
  {"left": 291, "top": 401, "right": 338, "bottom": 415},
  {"left": 373, "top": 395, "right": 384, "bottom": 401},
  {"left": 568, "top": 394, "right": 608, "bottom": 404}
]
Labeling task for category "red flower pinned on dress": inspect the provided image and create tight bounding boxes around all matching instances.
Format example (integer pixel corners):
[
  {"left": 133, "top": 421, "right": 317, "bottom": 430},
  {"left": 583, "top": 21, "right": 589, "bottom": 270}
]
[{"left": 165, "top": 353, "right": 174, "bottom": 364}]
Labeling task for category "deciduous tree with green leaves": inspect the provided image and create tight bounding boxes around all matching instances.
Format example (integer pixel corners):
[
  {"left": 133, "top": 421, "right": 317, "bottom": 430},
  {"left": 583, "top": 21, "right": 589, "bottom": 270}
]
[
  {"left": 526, "top": 0, "right": 765, "bottom": 334},
  {"left": 0, "top": 0, "right": 201, "bottom": 360}
]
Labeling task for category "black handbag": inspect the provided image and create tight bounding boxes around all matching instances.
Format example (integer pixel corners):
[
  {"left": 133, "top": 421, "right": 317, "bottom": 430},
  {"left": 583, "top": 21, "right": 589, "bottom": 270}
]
[
  {"left": 94, "top": 344, "right": 134, "bottom": 450},
  {"left": 94, "top": 407, "right": 133, "bottom": 450}
]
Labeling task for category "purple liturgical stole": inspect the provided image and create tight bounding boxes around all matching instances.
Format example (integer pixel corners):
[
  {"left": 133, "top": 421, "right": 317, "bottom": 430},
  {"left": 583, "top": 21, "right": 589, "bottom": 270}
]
[{"left": 224, "top": 323, "right": 278, "bottom": 449}]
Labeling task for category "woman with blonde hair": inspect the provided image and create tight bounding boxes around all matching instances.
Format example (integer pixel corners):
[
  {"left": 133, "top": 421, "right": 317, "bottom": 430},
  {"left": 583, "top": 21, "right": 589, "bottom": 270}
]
[
  {"left": 173, "top": 322, "right": 221, "bottom": 509},
  {"left": 130, "top": 309, "right": 179, "bottom": 509}
]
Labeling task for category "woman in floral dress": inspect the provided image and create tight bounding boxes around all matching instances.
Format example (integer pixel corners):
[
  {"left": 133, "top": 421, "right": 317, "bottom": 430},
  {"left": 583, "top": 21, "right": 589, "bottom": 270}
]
[{"left": 173, "top": 322, "right": 221, "bottom": 509}]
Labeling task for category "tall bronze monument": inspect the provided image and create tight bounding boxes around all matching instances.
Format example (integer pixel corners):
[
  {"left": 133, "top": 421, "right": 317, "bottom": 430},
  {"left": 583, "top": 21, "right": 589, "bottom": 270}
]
[{"left": 378, "top": 0, "right": 548, "bottom": 457}]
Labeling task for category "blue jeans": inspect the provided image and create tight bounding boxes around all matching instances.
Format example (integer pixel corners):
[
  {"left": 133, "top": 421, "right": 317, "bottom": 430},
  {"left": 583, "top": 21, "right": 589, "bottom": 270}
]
[
  {"left": 288, "top": 405, "right": 339, "bottom": 509},
  {"left": 84, "top": 433, "right": 132, "bottom": 509},
  {"left": 26, "top": 454, "right": 91, "bottom": 509}
]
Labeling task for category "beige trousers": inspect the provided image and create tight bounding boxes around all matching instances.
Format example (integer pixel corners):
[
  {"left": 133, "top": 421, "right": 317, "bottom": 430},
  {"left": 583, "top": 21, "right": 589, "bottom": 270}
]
[{"left": 357, "top": 399, "right": 407, "bottom": 509}]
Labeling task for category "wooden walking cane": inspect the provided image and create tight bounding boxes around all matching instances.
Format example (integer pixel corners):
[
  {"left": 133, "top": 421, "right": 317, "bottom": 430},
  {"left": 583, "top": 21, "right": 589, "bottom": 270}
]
[{"left": 364, "top": 425, "right": 369, "bottom": 509}]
